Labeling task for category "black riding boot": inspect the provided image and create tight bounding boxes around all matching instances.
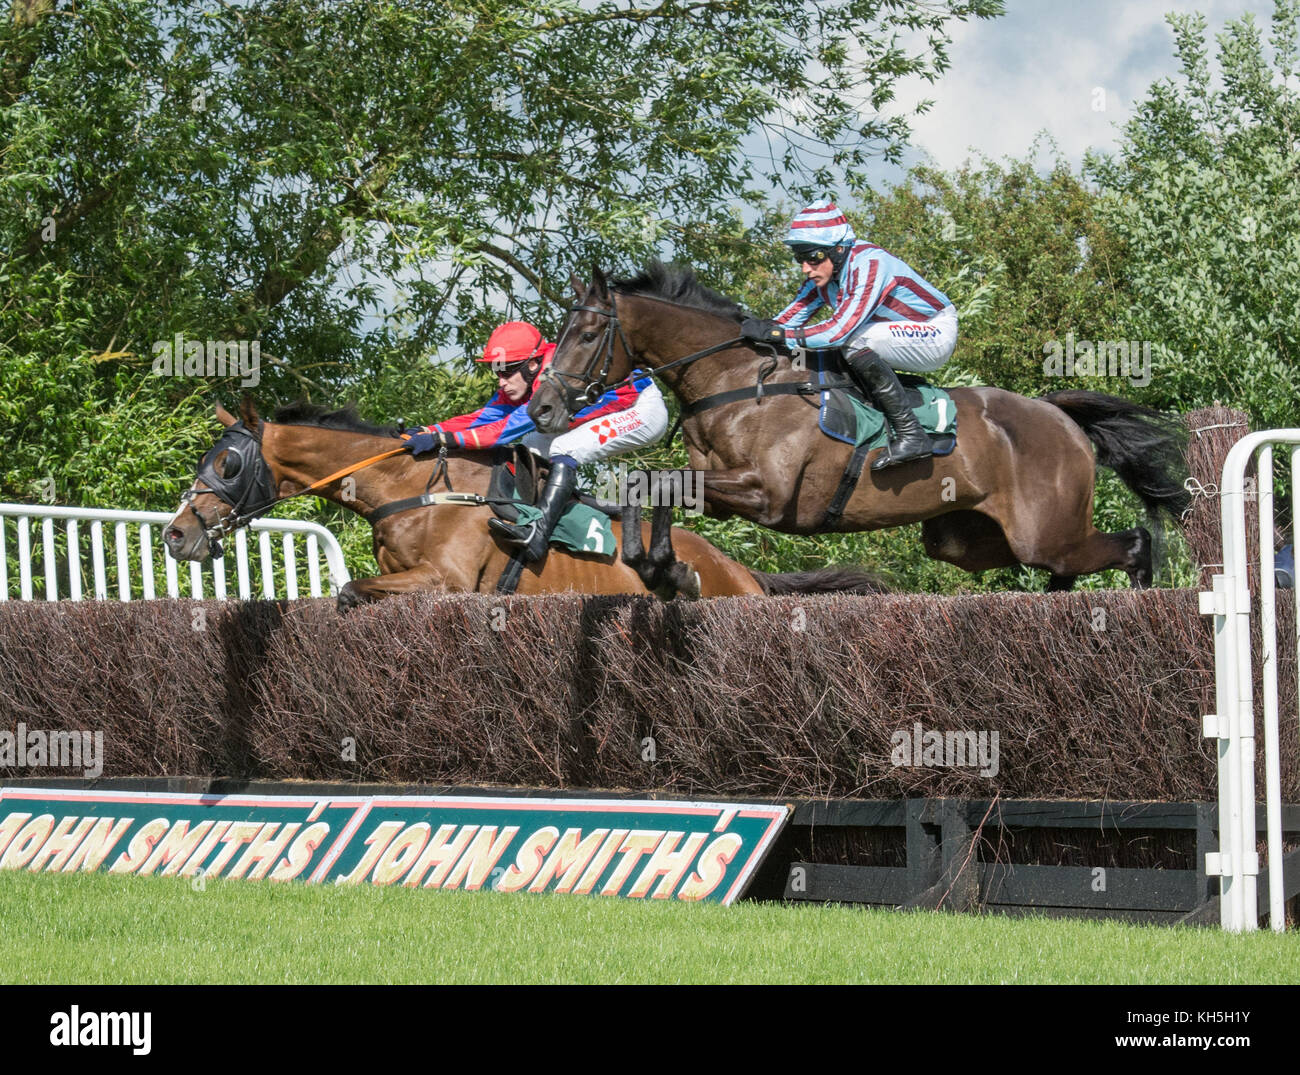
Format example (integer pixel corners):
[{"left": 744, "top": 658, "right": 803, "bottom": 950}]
[
  {"left": 488, "top": 458, "right": 579, "bottom": 561},
  {"left": 845, "top": 349, "right": 932, "bottom": 470}
]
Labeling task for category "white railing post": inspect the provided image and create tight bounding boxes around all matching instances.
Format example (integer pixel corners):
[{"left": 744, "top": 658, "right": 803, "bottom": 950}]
[
  {"left": 1203, "top": 429, "right": 1300, "bottom": 932},
  {"left": 306, "top": 533, "right": 322, "bottom": 597},
  {"left": 18, "top": 516, "right": 33, "bottom": 600},
  {"left": 234, "top": 528, "right": 251, "bottom": 599},
  {"left": 258, "top": 529, "right": 275, "bottom": 599},
  {"left": 164, "top": 545, "right": 180, "bottom": 598},
  {"left": 139, "top": 523, "right": 155, "bottom": 600},
  {"left": 114, "top": 520, "right": 130, "bottom": 601},
  {"left": 41, "top": 517, "right": 57, "bottom": 600},
  {"left": 283, "top": 533, "right": 299, "bottom": 599},
  {"left": 68, "top": 520, "right": 81, "bottom": 600},
  {"left": 90, "top": 520, "right": 106, "bottom": 600}
]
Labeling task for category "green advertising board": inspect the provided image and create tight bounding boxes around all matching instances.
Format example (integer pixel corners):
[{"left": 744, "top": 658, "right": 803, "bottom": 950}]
[{"left": 0, "top": 788, "right": 788, "bottom": 904}]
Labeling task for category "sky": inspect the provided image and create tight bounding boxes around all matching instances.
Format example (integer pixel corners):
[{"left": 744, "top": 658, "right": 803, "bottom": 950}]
[{"left": 881, "top": 0, "right": 1268, "bottom": 180}]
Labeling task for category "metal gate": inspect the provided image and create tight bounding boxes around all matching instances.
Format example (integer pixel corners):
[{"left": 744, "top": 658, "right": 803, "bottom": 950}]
[
  {"left": 1200, "top": 430, "right": 1300, "bottom": 931},
  {"left": 0, "top": 503, "right": 350, "bottom": 602}
]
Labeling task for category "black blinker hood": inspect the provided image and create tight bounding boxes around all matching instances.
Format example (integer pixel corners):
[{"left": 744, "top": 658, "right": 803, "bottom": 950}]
[{"left": 195, "top": 421, "right": 277, "bottom": 519}]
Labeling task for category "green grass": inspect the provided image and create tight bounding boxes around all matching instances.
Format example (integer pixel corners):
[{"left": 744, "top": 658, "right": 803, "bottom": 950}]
[{"left": 1, "top": 871, "right": 1298, "bottom": 984}]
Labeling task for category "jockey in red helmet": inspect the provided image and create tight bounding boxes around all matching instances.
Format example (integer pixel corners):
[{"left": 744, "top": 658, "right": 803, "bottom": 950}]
[
  {"left": 403, "top": 320, "right": 668, "bottom": 560},
  {"left": 741, "top": 200, "right": 959, "bottom": 470}
]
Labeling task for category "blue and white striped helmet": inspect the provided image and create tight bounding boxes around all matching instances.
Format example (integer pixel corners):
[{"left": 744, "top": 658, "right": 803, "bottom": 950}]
[{"left": 783, "top": 200, "right": 856, "bottom": 250}]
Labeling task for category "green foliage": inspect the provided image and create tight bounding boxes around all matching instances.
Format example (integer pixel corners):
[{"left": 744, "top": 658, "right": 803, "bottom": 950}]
[
  {"left": 1085, "top": 1, "right": 1300, "bottom": 431},
  {"left": 1, "top": 0, "right": 999, "bottom": 545}
]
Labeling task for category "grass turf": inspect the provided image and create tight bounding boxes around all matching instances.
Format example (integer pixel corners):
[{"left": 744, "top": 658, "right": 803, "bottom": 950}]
[{"left": 1, "top": 870, "right": 1297, "bottom": 984}]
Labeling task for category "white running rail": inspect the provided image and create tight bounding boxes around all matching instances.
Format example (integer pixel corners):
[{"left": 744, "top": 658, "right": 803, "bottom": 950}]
[
  {"left": 0, "top": 503, "right": 350, "bottom": 602},
  {"left": 1200, "top": 430, "right": 1300, "bottom": 932}
]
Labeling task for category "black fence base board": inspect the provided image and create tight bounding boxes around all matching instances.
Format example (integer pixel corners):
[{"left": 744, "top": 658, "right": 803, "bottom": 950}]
[{"left": 764, "top": 796, "right": 1300, "bottom": 926}]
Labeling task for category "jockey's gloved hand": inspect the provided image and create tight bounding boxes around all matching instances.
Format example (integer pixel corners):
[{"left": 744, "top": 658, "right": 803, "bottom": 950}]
[
  {"left": 402, "top": 428, "right": 451, "bottom": 455},
  {"left": 741, "top": 317, "right": 786, "bottom": 345}
]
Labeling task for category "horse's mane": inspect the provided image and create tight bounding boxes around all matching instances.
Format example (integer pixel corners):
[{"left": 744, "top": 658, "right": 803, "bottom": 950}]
[
  {"left": 272, "top": 401, "right": 401, "bottom": 438},
  {"left": 613, "top": 261, "right": 745, "bottom": 323}
]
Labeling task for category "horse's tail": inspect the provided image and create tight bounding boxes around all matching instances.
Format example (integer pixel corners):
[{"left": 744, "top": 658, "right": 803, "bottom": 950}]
[
  {"left": 1041, "top": 390, "right": 1190, "bottom": 523},
  {"left": 748, "top": 566, "right": 890, "bottom": 595}
]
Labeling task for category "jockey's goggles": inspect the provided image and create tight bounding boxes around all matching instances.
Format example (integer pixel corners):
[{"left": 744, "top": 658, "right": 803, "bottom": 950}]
[
  {"left": 790, "top": 246, "right": 831, "bottom": 266},
  {"left": 492, "top": 358, "right": 534, "bottom": 379}
]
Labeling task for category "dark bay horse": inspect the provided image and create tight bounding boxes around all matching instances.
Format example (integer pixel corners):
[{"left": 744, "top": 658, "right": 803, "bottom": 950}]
[
  {"left": 162, "top": 399, "right": 885, "bottom": 606},
  {"left": 528, "top": 264, "right": 1191, "bottom": 589}
]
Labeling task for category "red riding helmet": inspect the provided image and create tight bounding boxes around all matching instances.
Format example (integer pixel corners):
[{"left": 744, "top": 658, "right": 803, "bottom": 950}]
[{"left": 478, "top": 321, "right": 548, "bottom": 365}]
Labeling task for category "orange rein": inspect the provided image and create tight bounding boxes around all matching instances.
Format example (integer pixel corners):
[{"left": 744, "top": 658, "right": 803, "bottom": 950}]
[{"left": 286, "top": 436, "right": 412, "bottom": 501}]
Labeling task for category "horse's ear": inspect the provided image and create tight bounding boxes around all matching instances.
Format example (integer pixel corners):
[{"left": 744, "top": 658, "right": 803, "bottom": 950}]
[
  {"left": 569, "top": 272, "right": 585, "bottom": 299},
  {"left": 239, "top": 393, "right": 261, "bottom": 432},
  {"left": 591, "top": 264, "right": 609, "bottom": 300},
  {"left": 215, "top": 401, "right": 237, "bottom": 427}
]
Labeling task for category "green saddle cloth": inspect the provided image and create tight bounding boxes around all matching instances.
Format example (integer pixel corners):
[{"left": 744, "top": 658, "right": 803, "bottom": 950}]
[
  {"left": 848, "top": 384, "right": 957, "bottom": 449},
  {"left": 510, "top": 493, "right": 617, "bottom": 556}
]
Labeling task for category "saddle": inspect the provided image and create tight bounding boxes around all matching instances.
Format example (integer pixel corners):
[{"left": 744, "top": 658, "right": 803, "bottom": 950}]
[
  {"left": 808, "top": 350, "right": 957, "bottom": 456},
  {"left": 680, "top": 349, "right": 957, "bottom": 457},
  {"left": 485, "top": 445, "right": 617, "bottom": 558},
  {"left": 486, "top": 444, "right": 620, "bottom": 523},
  {"left": 485, "top": 444, "right": 542, "bottom": 523}
]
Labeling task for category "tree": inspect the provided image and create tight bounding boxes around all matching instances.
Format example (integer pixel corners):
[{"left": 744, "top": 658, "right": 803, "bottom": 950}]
[
  {"left": 1, "top": 0, "right": 1000, "bottom": 574},
  {"left": 1085, "top": 0, "right": 1300, "bottom": 431}
]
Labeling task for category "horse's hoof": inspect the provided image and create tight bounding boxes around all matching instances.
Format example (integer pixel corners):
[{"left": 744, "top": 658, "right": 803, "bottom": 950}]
[
  {"left": 1126, "top": 527, "right": 1153, "bottom": 589},
  {"left": 336, "top": 582, "right": 364, "bottom": 612},
  {"left": 668, "top": 562, "right": 701, "bottom": 600}
]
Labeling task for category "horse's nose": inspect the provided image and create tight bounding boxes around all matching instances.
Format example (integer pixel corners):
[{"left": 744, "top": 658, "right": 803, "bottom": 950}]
[
  {"left": 533, "top": 401, "right": 555, "bottom": 429},
  {"left": 163, "top": 526, "right": 187, "bottom": 554}
]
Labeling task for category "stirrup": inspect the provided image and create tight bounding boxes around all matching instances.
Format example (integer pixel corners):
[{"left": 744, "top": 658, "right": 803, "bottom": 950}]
[
  {"left": 487, "top": 516, "right": 531, "bottom": 544},
  {"left": 488, "top": 516, "right": 548, "bottom": 560},
  {"left": 871, "top": 432, "right": 932, "bottom": 471},
  {"left": 490, "top": 456, "right": 578, "bottom": 563}
]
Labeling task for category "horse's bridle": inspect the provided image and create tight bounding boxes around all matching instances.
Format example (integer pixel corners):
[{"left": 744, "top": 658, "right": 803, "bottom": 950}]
[
  {"left": 541, "top": 289, "right": 752, "bottom": 423},
  {"left": 180, "top": 421, "right": 279, "bottom": 557},
  {"left": 179, "top": 421, "right": 460, "bottom": 554},
  {"left": 538, "top": 289, "right": 639, "bottom": 418}
]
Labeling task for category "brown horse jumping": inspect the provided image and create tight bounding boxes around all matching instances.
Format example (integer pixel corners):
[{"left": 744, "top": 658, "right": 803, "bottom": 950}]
[
  {"left": 528, "top": 264, "right": 1190, "bottom": 589},
  {"left": 163, "top": 399, "right": 886, "bottom": 606}
]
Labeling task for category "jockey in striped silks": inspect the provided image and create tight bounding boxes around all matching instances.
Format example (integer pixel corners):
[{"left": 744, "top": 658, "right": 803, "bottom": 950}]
[{"left": 741, "top": 200, "right": 959, "bottom": 470}]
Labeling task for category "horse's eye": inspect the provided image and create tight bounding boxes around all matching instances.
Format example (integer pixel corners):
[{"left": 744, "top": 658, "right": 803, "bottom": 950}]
[
  {"left": 581, "top": 331, "right": 598, "bottom": 343},
  {"left": 221, "top": 450, "right": 242, "bottom": 478}
]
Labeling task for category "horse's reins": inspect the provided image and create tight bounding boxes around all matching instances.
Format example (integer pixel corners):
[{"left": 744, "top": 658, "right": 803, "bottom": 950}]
[
  {"left": 186, "top": 291, "right": 784, "bottom": 548},
  {"left": 545, "top": 289, "right": 823, "bottom": 443},
  {"left": 183, "top": 423, "right": 516, "bottom": 548}
]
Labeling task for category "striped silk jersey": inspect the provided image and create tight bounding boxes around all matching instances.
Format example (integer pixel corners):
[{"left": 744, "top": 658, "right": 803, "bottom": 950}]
[
  {"left": 428, "top": 346, "right": 653, "bottom": 450},
  {"left": 776, "top": 241, "right": 951, "bottom": 350}
]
